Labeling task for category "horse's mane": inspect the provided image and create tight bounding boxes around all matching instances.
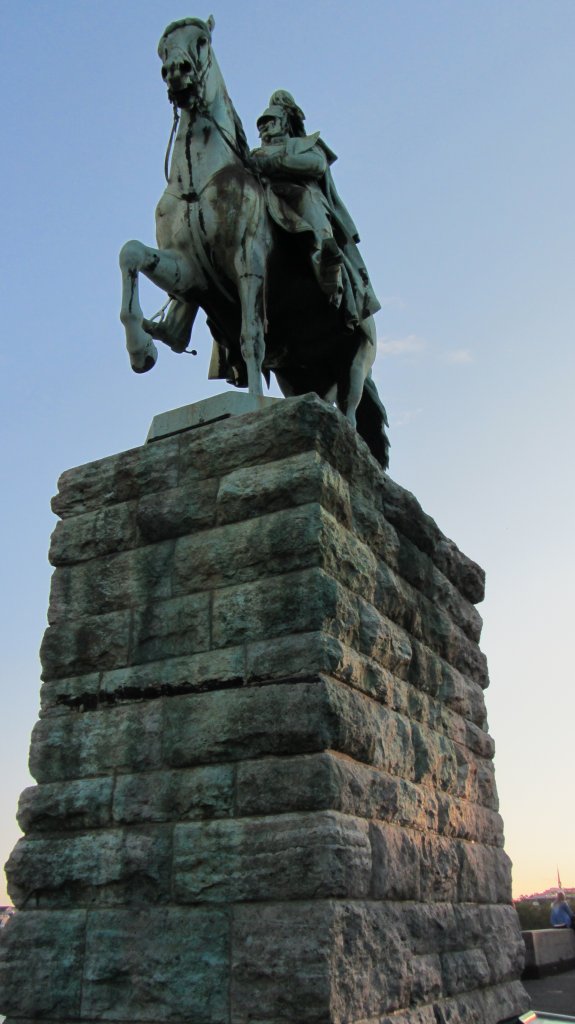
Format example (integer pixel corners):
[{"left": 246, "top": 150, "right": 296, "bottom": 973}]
[{"left": 227, "top": 100, "right": 251, "bottom": 163}]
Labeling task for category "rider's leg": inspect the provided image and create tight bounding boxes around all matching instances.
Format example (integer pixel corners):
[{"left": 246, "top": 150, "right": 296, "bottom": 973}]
[
  {"left": 143, "top": 298, "right": 199, "bottom": 353},
  {"left": 298, "top": 195, "right": 343, "bottom": 307}
]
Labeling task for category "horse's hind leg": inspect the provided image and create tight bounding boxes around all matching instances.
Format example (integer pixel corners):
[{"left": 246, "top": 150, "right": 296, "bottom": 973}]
[{"left": 337, "top": 317, "right": 377, "bottom": 426}]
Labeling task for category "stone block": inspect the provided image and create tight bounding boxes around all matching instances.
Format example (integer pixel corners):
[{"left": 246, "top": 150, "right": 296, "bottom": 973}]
[
  {"left": 163, "top": 678, "right": 412, "bottom": 771},
  {"left": 235, "top": 753, "right": 451, "bottom": 836},
  {"left": 231, "top": 901, "right": 414, "bottom": 1023},
  {"left": 211, "top": 567, "right": 359, "bottom": 649},
  {"left": 410, "top": 721, "right": 460, "bottom": 791},
  {"left": 376, "top": 475, "right": 485, "bottom": 604},
  {"left": 40, "top": 671, "right": 101, "bottom": 713},
  {"left": 395, "top": 536, "right": 483, "bottom": 643},
  {"left": 48, "top": 541, "right": 174, "bottom": 622},
  {"left": 349, "top": 486, "right": 402, "bottom": 570},
  {"left": 437, "top": 663, "right": 487, "bottom": 728},
  {"left": 457, "top": 841, "right": 513, "bottom": 904},
  {"left": 245, "top": 630, "right": 350, "bottom": 685},
  {"left": 357, "top": 598, "right": 413, "bottom": 676},
  {"left": 216, "top": 449, "right": 353, "bottom": 528},
  {"left": 49, "top": 501, "right": 139, "bottom": 566},
  {"left": 369, "top": 825, "right": 460, "bottom": 904},
  {"left": 436, "top": 793, "right": 504, "bottom": 846},
  {"left": 81, "top": 908, "right": 228, "bottom": 1022},
  {"left": 6, "top": 827, "right": 171, "bottom": 907},
  {"left": 164, "top": 680, "right": 337, "bottom": 767},
  {"left": 409, "top": 955, "right": 443, "bottom": 1006},
  {"left": 172, "top": 504, "right": 326, "bottom": 597},
  {"left": 40, "top": 608, "right": 131, "bottom": 680},
  {"left": 177, "top": 392, "right": 353, "bottom": 486},
  {"left": 369, "top": 821, "right": 423, "bottom": 901},
  {"left": 0, "top": 910, "right": 86, "bottom": 1018},
  {"left": 136, "top": 475, "right": 219, "bottom": 541},
  {"left": 441, "top": 948, "right": 491, "bottom": 996},
  {"left": 51, "top": 437, "right": 180, "bottom": 518},
  {"left": 174, "top": 812, "right": 371, "bottom": 902},
  {"left": 130, "top": 591, "right": 210, "bottom": 664},
  {"left": 454, "top": 746, "right": 499, "bottom": 809},
  {"left": 99, "top": 645, "right": 244, "bottom": 700},
  {"left": 113, "top": 765, "right": 234, "bottom": 823},
  {"left": 17, "top": 777, "right": 114, "bottom": 833},
  {"left": 29, "top": 701, "right": 164, "bottom": 783}
]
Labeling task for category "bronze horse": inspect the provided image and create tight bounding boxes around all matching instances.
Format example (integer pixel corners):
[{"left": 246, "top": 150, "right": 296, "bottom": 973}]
[{"left": 119, "top": 16, "right": 389, "bottom": 466}]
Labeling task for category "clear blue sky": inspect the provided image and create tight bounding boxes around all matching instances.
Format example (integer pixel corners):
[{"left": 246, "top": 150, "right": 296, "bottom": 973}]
[{"left": 1, "top": 0, "right": 574, "bottom": 902}]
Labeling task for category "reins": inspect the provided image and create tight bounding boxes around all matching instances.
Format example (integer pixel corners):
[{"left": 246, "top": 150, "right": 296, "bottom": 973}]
[{"left": 163, "top": 41, "right": 253, "bottom": 182}]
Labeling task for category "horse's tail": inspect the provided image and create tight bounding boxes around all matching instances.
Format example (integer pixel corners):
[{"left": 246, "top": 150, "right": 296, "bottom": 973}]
[{"left": 356, "top": 373, "right": 390, "bottom": 470}]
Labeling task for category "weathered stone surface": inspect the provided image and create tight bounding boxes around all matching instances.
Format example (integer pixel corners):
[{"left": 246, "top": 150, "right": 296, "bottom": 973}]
[
  {"left": 2, "top": 395, "right": 527, "bottom": 1024},
  {"left": 6, "top": 827, "right": 171, "bottom": 907},
  {"left": 30, "top": 701, "right": 164, "bottom": 782},
  {"left": 457, "top": 840, "right": 513, "bottom": 904},
  {"left": 174, "top": 812, "right": 371, "bottom": 902},
  {"left": 441, "top": 948, "right": 491, "bottom": 996},
  {"left": 130, "top": 591, "right": 210, "bottom": 663},
  {"left": 99, "top": 646, "right": 244, "bottom": 701},
  {"left": 216, "top": 449, "right": 353, "bottom": 529},
  {"left": 235, "top": 752, "right": 504, "bottom": 846},
  {"left": 231, "top": 901, "right": 414, "bottom": 1022},
  {"left": 40, "top": 670, "right": 101, "bottom": 713},
  {"left": 172, "top": 504, "right": 327, "bottom": 596},
  {"left": 81, "top": 908, "right": 228, "bottom": 1021},
  {"left": 164, "top": 679, "right": 343, "bottom": 767},
  {"left": 48, "top": 541, "right": 174, "bottom": 622},
  {"left": 370, "top": 824, "right": 461, "bottom": 903},
  {"left": 136, "top": 475, "right": 219, "bottom": 541},
  {"left": 51, "top": 436, "right": 180, "bottom": 518},
  {"left": 177, "top": 393, "right": 345, "bottom": 485},
  {"left": 17, "top": 777, "right": 113, "bottom": 832},
  {"left": 211, "top": 567, "right": 359, "bottom": 649},
  {"left": 113, "top": 765, "right": 234, "bottom": 823},
  {"left": 49, "top": 501, "right": 139, "bottom": 565},
  {"left": 40, "top": 608, "right": 131, "bottom": 681},
  {"left": 0, "top": 910, "right": 86, "bottom": 1018}
]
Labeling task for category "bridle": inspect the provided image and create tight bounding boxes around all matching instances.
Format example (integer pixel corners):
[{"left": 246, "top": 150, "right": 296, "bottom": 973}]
[{"left": 163, "top": 35, "right": 253, "bottom": 182}]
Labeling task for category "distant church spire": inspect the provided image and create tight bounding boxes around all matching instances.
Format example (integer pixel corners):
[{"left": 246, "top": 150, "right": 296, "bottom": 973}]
[{"left": 557, "top": 866, "right": 563, "bottom": 889}]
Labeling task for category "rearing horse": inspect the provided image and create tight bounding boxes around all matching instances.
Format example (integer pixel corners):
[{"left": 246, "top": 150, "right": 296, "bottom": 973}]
[{"left": 119, "top": 16, "right": 389, "bottom": 467}]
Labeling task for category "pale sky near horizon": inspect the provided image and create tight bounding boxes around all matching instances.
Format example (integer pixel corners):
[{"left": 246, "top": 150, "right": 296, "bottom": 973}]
[{"left": 1, "top": 0, "right": 573, "bottom": 904}]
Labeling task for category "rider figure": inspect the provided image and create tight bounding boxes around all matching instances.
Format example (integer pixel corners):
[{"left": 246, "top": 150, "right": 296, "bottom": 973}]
[{"left": 251, "top": 90, "right": 380, "bottom": 330}]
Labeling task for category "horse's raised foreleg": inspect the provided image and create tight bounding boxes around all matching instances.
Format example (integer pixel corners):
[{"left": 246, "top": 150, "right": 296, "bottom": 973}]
[{"left": 119, "top": 240, "right": 193, "bottom": 373}]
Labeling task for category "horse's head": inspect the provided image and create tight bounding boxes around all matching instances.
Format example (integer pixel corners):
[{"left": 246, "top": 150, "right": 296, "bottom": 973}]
[{"left": 158, "top": 16, "right": 215, "bottom": 110}]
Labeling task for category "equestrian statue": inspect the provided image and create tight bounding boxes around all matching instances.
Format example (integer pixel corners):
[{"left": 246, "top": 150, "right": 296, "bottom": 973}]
[{"left": 119, "top": 16, "right": 390, "bottom": 467}]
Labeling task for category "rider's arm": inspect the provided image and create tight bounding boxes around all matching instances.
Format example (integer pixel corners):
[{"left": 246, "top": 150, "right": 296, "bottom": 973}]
[{"left": 252, "top": 143, "right": 327, "bottom": 179}]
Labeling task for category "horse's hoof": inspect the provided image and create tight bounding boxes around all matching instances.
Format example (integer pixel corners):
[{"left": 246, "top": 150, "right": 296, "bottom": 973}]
[
  {"left": 132, "top": 354, "right": 157, "bottom": 374},
  {"left": 129, "top": 338, "right": 158, "bottom": 373}
]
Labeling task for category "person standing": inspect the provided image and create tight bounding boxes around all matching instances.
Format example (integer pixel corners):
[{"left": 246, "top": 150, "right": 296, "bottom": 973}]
[{"left": 550, "top": 891, "right": 575, "bottom": 929}]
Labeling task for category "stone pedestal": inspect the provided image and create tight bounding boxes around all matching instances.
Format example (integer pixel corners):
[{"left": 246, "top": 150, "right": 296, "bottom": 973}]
[{"left": 0, "top": 393, "right": 528, "bottom": 1023}]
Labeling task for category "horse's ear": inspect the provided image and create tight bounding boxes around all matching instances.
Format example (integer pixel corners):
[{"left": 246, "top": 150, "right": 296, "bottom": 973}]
[{"left": 207, "top": 15, "right": 215, "bottom": 33}]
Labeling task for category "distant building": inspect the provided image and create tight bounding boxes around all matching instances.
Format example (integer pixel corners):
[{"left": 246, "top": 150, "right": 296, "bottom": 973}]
[
  {"left": 0, "top": 906, "right": 15, "bottom": 928},
  {"left": 516, "top": 887, "right": 575, "bottom": 903}
]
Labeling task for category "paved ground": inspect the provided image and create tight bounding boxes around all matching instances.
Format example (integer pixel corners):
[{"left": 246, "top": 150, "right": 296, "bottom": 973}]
[{"left": 523, "top": 968, "right": 575, "bottom": 1016}]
